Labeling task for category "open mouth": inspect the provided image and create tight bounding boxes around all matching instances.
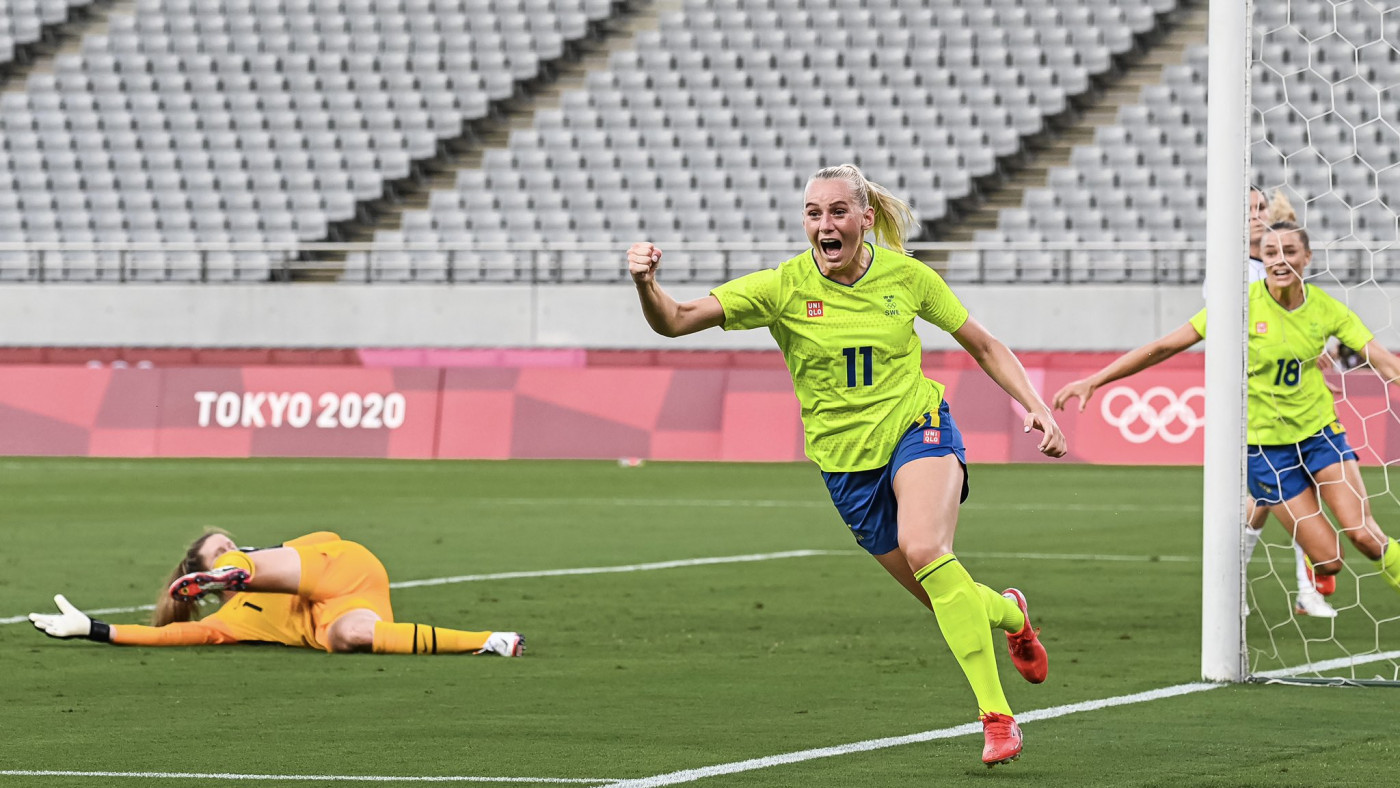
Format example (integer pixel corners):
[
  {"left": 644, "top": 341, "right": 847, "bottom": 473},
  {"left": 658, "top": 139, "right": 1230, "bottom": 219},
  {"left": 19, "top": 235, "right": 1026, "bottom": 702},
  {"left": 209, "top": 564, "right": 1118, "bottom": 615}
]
[{"left": 819, "top": 238, "right": 843, "bottom": 257}]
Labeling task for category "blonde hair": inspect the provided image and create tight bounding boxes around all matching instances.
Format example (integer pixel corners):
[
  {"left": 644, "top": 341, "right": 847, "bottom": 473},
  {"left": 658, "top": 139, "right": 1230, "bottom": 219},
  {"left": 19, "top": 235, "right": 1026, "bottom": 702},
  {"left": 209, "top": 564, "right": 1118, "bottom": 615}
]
[
  {"left": 808, "top": 163, "right": 916, "bottom": 254},
  {"left": 1267, "top": 190, "right": 1297, "bottom": 223},
  {"left": 152, "top": 528, "right": 231, "bottom": 626}
]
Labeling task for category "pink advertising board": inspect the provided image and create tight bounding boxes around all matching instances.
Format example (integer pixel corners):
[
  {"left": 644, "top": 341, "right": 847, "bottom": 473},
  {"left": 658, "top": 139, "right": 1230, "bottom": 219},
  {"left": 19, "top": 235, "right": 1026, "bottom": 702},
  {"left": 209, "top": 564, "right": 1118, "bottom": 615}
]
[{"left": 0, "top": 353, "right": 1386, "bottom": 465}]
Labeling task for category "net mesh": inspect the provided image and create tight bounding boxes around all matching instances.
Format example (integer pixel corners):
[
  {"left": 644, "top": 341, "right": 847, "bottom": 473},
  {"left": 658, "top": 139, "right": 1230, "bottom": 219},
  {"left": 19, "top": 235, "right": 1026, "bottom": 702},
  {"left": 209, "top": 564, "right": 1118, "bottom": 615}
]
[{"left": 1246, "top": 0, "right": 1400, "bottom": 683}]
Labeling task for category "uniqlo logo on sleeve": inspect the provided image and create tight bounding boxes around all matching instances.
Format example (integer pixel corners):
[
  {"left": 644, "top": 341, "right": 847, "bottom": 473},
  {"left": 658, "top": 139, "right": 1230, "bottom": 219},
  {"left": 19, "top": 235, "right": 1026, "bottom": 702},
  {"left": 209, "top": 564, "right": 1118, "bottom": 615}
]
[
  {"left": 807, "top": 300, "right": 824, "bottom": 317},
  {"left": 1255, "top": 322, "right": 1268, "bottom": 334},
  {"left": 923, "top": 429, "right": 940, "bottom": 444}
]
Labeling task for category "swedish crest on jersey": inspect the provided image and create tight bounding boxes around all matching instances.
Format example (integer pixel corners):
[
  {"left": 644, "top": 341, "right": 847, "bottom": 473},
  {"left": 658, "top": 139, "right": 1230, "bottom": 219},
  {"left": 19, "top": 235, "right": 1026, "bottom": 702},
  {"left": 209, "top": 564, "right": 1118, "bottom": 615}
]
[{"left": 883, "top": 294, "right": 900, "bottom": 317}]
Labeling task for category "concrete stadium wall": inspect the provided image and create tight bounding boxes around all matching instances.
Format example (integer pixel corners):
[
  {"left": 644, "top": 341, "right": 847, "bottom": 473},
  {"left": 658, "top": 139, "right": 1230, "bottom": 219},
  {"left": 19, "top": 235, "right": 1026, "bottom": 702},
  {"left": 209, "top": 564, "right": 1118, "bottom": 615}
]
[{"left": 3, "top": 282, "right": 1397, "bottom": 350}]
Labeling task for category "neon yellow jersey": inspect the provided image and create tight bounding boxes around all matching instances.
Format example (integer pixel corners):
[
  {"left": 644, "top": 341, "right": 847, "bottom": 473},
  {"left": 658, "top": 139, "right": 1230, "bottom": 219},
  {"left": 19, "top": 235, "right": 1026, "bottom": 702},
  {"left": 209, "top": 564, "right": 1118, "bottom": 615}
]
[
  {"left": 711, "top": 244, "right": 969, "bottom": 471},
  {"left": 1189, "top": 280, "right": 1373, "bottom": 445}
]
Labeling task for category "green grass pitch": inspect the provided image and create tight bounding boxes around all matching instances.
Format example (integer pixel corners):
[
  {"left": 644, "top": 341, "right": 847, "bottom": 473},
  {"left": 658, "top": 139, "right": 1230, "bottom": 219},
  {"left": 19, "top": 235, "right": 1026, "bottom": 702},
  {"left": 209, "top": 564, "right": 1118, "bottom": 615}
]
[{"left": 2, "top": 458, "right": 1397, "bottom": 787}]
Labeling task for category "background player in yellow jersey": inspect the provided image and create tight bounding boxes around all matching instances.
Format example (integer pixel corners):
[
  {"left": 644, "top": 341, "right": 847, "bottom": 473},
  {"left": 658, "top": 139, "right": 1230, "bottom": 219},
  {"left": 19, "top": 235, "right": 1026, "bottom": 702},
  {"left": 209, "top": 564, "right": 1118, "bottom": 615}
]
[
  {"left": 1054, "top": 222, "right": 1400, "bottom": 603},
  {"left": 629, "top": 163, "right": 1067, "bottom": 767},
  {"left": 29, "top": 530, "right": 525, "bottom": 656}
]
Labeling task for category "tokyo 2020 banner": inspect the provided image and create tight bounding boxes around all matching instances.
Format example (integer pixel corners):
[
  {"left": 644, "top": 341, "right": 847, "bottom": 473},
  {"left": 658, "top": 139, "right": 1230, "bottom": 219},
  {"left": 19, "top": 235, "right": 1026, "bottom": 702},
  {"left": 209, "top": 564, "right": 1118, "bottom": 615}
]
[{"left": 0, "top": 352, "right": 1394, "bottom": 464}]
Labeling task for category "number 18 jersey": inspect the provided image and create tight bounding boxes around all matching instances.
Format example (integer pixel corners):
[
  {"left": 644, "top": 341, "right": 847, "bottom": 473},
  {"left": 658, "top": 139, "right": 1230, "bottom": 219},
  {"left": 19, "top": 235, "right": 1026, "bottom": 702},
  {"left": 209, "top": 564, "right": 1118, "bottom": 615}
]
[
  {"left": 711, "top": 244, "right": 969, "bottom": 472},
  {"left": 1189, "top": 280, "right": 1372, "bottom": 445}
]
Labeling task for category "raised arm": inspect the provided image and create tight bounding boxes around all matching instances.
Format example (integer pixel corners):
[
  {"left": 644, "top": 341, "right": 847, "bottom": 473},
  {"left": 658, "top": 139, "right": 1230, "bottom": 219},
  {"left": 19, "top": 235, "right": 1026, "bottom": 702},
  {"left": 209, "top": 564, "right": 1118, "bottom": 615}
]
[
  {"left": 1360, "top": 339, "right": 1400, "bottom": 386},
  {"left": 952, "top": 316, "right": 1066, "bottom": 458},
  {"left": 629, "top": 242, "right": 726, "bottom": 337},
  {"left": 1052, "top": 322, "right": 1204, "bottom": 412}
]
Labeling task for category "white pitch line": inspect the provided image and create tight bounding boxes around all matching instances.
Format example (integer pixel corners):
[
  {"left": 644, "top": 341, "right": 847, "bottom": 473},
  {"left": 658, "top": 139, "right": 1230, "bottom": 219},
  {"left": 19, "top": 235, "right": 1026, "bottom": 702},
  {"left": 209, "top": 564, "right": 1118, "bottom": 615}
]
[
  {"left": 0, "top": 771, "right": 609, "bottom": 784},
  {"left": 0, "top": 548, "right": 1194, "bottom": 626},
  {"left": 387, "top": 550, "right": 842, "bottom": 589},
  {"left": 1254, "top": 649, "right": 1400, "bottom": 679},
  {"left": 600, "top": 682, "right": 1223, "bottom": 787}
]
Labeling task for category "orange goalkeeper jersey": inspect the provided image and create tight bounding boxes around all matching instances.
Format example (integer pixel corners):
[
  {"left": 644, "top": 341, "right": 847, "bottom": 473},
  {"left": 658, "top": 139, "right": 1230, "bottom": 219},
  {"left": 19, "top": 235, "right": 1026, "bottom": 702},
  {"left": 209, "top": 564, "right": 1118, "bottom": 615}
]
[{"left": 110, "top": 532, "right": 353, "bottom": 651}]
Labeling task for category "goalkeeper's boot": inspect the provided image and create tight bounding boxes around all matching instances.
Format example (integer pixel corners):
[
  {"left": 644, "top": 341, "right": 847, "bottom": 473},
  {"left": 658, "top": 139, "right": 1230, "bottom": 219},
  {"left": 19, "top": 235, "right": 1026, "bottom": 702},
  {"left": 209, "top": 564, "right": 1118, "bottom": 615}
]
[
  {"left": 980, "top": 712, "right": 1022, "bottom": 767},
  {"left": 1305, "top": 562, "right": 1337, "bottom": 596},
  {"left": 475, "top": 631, "right": 525, "bottom": 657},
  {"left": 1002, "top": 588, "right": 1048, "bottom": 684},
  {"left": 169, "top": 565, "right": 250, "bottom": 601},
  {"left": 1295, "top": 589, "right": 1338, "bottom": 618}
]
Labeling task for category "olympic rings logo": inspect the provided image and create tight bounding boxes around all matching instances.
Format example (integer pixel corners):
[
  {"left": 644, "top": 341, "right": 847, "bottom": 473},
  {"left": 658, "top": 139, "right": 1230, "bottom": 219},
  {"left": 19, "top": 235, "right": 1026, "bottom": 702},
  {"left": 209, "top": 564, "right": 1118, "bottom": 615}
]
[{"left": 1100, "top": 386, "right": 1206, "bottom": 444}]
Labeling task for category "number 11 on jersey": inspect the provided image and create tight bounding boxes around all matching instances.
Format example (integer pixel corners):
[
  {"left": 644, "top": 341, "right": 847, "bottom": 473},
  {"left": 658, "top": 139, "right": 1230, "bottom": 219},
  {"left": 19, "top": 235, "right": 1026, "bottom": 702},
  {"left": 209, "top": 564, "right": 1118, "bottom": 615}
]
[{"left": 843, "top": 346, "right": 874, "bottom": 387}]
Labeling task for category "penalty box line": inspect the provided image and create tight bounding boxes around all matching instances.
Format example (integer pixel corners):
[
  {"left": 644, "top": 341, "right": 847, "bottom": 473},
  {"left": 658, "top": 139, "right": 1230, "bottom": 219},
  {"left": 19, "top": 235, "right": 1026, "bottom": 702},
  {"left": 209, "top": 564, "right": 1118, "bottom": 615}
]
[{"left": 0, "top": 548, "right": 1193, "bottom": 626}]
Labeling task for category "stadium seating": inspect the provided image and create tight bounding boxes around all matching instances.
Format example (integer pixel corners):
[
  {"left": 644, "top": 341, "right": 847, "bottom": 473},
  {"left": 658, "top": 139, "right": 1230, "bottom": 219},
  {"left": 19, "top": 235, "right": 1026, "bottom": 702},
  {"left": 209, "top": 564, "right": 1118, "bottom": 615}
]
[
  {"left": 1, "top": 0, "right": 93, "bottom": 68},
  {"left": 351, "top": 0, "right": 1181, "bottom": 282},
  {"left": 7, "top": 0, "right": 1392, "bottom": 285},
  {"left": 987, "top": 0, "right": 1400, "bottom": 283},
  {"left": 0, "top": 0, "right": 620, "bottom": 282}
]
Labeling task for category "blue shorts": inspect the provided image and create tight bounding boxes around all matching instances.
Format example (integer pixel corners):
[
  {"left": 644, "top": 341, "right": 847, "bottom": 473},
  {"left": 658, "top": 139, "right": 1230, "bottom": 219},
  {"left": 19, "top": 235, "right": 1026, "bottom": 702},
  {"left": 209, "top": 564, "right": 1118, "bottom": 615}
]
[
  {"left": 821, "top": 400, "right": 969, "bottom": 557},
  {"left": 1247, "top": 422, "right": 1357, "bottom": 505}
]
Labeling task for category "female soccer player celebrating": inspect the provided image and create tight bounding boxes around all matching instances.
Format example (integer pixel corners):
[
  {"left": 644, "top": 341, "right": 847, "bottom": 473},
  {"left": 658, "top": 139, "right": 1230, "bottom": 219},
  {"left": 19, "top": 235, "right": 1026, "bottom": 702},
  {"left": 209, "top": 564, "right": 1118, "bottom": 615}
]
[
  {"left": 30, "top": 530, "right": 524, "bottom": 656},
  {"left": 1054, "top": 222, "right": 1400, "bottom": 603},
  {"left": 629, "top": 164, "right": 1066, "bottom": 767}
]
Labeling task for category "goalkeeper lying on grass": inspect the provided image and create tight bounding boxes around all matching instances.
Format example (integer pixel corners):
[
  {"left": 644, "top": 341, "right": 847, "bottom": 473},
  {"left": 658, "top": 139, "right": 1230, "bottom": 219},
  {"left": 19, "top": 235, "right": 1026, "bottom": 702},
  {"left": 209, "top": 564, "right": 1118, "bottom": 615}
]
[{"left": 30, "top": 530, "right": 525, "bottom": 656}]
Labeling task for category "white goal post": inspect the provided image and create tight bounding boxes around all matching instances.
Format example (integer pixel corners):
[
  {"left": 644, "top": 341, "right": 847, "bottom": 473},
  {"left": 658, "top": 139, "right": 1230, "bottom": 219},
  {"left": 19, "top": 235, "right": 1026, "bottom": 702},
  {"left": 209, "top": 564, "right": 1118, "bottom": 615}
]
[{"left": 1201, "top": 0, "right": 1249, "bottom": 683}]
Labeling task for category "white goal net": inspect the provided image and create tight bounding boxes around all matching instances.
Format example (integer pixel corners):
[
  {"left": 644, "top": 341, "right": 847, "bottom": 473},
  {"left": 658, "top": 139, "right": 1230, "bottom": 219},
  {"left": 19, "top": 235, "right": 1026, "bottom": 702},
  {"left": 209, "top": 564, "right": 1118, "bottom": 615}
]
[{"left": 1245, "top": 0, "right": 1400, "bottom": 684}]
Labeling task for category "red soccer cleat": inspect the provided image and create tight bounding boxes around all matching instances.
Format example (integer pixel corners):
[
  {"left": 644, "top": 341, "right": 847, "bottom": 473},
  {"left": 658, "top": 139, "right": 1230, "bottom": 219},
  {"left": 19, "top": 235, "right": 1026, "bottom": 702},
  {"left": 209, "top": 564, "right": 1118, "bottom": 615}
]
[
  {"left": 1002, "top": 588, "right": 1048, "bottom": 684},
  {"left": 168, "top": 565, "right": 250, "bottom": 601},
  {"left": 980, "top": 712, "right": 1023, "bottom": 766},
  {"left": 1305, "top": 562, "right": 1337, "bottom": 596}
]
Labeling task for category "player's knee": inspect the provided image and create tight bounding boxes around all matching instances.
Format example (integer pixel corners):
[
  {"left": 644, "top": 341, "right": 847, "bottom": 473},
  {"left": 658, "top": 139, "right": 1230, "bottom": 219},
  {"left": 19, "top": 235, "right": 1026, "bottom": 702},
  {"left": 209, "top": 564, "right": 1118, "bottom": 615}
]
[
  {"left": 325, "top": 615, "right": 375, "bottom": 653},
  {"left": 902, "top": 545, "right": 953, "bottom": 573},
  {"left": 1312, "top": 556, "right": 1343, "bottom": 576}
]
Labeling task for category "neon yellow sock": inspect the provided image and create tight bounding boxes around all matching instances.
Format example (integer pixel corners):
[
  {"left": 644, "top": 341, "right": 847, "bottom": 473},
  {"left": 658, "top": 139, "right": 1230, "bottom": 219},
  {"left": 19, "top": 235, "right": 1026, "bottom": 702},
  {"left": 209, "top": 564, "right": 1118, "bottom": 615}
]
[
  {"left": 916, "top": 555, "right": 1012, "bottom": 716},
  {"left": 976, "top": 584, "right": 1025, "bottom": 633},
  {"left": 212, "top": 550, "right": 255, "bottom": 579},
  {"left": 1377, "top": 538, "right": 1400, "bottom": 594},
  {"left": 372, "top": 621, "right": 491, "bottom": 654}
]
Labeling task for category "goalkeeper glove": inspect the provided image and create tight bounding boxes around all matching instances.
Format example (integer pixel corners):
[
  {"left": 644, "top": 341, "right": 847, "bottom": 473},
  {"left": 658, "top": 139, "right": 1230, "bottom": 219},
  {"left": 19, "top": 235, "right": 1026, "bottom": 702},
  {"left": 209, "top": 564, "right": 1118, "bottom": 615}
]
[{"left": 29, "top": 594, "right": 111, "bottom": 642}]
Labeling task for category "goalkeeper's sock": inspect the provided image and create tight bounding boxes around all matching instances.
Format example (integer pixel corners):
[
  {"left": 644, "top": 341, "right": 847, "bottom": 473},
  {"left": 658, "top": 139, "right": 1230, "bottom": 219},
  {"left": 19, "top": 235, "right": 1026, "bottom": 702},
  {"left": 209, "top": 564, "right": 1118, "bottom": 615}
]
[
  {"left": 372, "top": 621, "right": 491, "bottom": 655},
  {"left": 1376, "top": 538, "right": 1400, "bottom": 595},
  {"left": 916, "top": 555, "right": 1012, "bottom": 717},
  {"left": 212, "top": 550, "right": 255, "bottom": 581},
  {"left": 1243, "top": 526, "right": 1263, "bottom": 563},
  {"left": 976, "top": 583, "right": 1025, "bottom": 633}
]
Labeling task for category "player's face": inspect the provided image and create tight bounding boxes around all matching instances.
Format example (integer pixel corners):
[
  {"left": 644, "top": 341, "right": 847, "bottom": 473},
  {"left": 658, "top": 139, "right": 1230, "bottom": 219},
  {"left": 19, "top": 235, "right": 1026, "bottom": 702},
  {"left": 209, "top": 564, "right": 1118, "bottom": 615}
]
[
  {"left": 1248, "top": 190, "right": 1269, "bottom": 247},
  {"left": 1261, "top": 229, "right": 1310, "bottom": 286},
  {"left": 804, "top": 179, "right": 875, "bottom": 273},
  {"left": 196, "top": 533, "right": 238, "bottom": 571}
]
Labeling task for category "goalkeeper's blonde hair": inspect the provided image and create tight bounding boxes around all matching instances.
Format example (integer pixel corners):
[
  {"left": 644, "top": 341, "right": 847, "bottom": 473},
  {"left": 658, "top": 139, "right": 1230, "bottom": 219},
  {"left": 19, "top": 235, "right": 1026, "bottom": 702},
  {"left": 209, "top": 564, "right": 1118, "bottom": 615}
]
[
  {"left": 153, "top": 528, "right": 231, "bottom": 626},
  {"left": 808, "top": 164, "right": 916, "bottom": 255}
]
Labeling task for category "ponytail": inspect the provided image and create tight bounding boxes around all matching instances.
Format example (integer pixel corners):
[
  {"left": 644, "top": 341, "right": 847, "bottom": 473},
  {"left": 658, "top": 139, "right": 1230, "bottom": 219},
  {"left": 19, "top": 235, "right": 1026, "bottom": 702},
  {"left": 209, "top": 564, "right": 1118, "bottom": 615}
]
[
  {"left": 152, "top": 529, "right": 230, "bottom": 626},
  {"left": 808, "top": 163, "right": 916, "bottom": 254}
]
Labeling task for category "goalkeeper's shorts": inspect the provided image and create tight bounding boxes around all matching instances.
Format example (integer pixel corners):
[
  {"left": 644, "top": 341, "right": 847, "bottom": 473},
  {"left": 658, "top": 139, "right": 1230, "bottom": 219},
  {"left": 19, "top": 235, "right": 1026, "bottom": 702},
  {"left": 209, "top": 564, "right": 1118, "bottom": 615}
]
[
  {"left": 294, "top": 539, "right": 395, "bottom": 650},
  {"left": 1247, "top": 422, "right": 1357, "bottom": 505},
  {"left": 821, "top": 400, "right": 970, "bottom": 557}
]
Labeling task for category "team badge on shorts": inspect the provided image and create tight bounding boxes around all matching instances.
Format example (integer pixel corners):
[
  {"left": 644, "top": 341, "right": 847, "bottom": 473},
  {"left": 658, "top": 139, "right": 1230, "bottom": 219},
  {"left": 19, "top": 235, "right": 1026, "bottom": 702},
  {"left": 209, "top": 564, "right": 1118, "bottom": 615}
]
[
  {"left": 807, "top": 300, "right": 824, "bottom": 317},
  {"left": 923, "top": 429, "right": 940, "bottom": 444}
]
